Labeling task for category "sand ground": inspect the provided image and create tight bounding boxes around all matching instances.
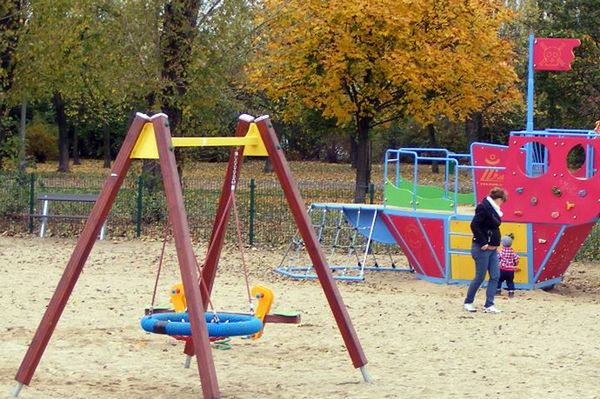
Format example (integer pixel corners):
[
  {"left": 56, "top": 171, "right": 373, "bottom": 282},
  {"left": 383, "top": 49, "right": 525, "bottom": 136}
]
[{"left": 1, "top": 236, "right": 600, "bottom": 399}]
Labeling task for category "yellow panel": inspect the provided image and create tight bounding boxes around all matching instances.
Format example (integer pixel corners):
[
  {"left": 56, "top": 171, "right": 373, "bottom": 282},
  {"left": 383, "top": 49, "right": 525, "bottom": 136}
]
[
  {"left": 449, "top": 220, "right": 471, "bottom": 234},
  {"left": 130, "top": 123, "right": 159, "bottom": 159},
  {"left": 130, "top": 122, "right": 268, "bottom": 158},
  {"left": 500, "top": 223, "right": 528, "bottom": 253},
  {"left": 450, "top": 235, "right": 473, "bottom": 250},
  {"left": 171, "top": 123, "right": 267, "bottom": 156},
  {"left": 513, "top": 257, "right": 529, "bottom": 284},
  {"left": 450, "top": 221, "right": 528, "bottom": 252},
  {"left": 451, "top": 254, "right": 480, "bottom": 280},
  {"left": 243, "top": 123, "right": 268, "bottom": 157},
  {"left": 451, "top": 253, "right": 529, "bottom": 284},
  {"left": 172, "top": 136, "right": 258, "bottom": 147}
]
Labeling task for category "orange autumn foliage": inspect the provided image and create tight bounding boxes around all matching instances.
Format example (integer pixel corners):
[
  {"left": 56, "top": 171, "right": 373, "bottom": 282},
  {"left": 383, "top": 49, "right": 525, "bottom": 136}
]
[{"left": 248, "top": 0, "right": 520, "bottom": 127}]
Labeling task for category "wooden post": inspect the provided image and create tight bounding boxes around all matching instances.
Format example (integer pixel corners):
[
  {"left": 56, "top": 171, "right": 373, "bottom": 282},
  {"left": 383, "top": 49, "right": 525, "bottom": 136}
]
[
  {"left": 254, "top": 115, "right": 369, "bottom": 371},
  {"left": 14, "top": 113, "right": 149, "bottom": 388},
  {"left": 152, "top": 114, "right": 220, "bottom": 399}
]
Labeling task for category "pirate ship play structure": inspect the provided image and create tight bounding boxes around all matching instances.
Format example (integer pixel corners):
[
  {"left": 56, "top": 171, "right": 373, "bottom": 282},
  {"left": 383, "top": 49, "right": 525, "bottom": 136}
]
[{"left": 277, "top": 35, "right": 598, "bottom": 290}]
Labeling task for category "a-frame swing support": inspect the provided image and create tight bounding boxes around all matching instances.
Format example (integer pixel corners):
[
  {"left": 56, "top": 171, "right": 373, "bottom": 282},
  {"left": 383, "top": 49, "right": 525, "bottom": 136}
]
[{"left": 12, "top": 113, "right": 369, "bottom": 399}]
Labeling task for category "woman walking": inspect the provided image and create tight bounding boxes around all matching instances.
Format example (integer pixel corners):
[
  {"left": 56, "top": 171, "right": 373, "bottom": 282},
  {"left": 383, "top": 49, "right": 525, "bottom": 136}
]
[{"left": 463, "top": 187, "right": 507, "bottom": 313}]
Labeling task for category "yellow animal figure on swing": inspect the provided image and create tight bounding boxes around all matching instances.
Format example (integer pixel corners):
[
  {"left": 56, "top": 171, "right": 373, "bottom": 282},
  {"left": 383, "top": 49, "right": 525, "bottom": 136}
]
[{"left": 169, "top": 282, "right": 274, "bottom": 340}]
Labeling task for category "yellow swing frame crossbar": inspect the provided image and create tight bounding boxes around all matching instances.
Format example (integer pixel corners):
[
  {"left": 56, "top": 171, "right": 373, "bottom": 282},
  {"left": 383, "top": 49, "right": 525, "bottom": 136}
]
[{"left": 129, "top": 121, "right": 268, "bottom": 159}]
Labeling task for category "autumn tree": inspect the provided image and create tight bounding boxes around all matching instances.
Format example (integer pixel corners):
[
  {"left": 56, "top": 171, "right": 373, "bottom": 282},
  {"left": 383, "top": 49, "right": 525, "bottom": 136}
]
[
  {"left": 12, "top": 0, "right": 86, "bottom": 171},
  {"left": 472, "top": 0, "right": 600, "bottom": 140},
  {"left": 249, "top": 0, "right": 520, "bottom": 202},
  {"left": 405, "top": 1, "right": 521, "bottom": 163}
]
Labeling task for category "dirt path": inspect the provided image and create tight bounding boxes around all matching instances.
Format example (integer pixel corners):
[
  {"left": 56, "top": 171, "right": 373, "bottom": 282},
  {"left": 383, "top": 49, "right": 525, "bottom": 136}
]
[{"left": 1, "top": 237, "right": 600, "bottom": 398}]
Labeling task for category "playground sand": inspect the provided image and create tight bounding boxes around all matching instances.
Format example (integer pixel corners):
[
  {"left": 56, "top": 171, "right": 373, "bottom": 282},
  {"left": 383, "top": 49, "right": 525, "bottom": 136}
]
[{"left": 2, "top": 236, "right": 600, "bottom": 399}]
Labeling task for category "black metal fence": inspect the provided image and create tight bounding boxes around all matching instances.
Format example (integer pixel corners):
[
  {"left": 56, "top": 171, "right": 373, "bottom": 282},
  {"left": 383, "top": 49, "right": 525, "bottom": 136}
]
[
  {"left": 0, "top": 171, "right": 379, "bottom": 245},
  {"left": 2, "top": 170, "right": 600, "bottom": 261}
]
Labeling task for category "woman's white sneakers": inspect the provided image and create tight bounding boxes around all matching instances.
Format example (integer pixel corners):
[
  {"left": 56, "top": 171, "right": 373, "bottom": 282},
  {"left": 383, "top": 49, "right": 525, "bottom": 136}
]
[
  {"left": 463, "top": 303, "right": 477, "bottom": 312},
  {"left": 463, "top": 303, "right": 502, "bottom": 313},
  {"left": 483, "top": 305, "right": 501, "bottom": 313}
]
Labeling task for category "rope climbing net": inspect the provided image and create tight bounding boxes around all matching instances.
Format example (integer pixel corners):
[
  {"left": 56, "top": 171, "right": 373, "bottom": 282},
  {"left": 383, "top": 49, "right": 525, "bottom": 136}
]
[{"left": 276, "top": 204, "right": 413, "bottom": 281}]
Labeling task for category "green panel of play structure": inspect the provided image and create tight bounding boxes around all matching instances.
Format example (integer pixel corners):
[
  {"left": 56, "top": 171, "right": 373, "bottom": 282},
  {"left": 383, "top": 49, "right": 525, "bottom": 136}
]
[
  {"left": 384, "top": 181, "right": 474, "bottom": 211},
  {"left": 396, "top": 180, "right": 474, "bottom": 204},
  {"left": 457, "top": 192, "right": 474, "bottom": 204}
]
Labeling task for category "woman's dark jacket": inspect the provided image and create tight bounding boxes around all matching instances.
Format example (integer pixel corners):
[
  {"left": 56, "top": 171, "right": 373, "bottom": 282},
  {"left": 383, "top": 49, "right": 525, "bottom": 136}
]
[{"left": 470, "top": 199, "right": 502, "bottom": 247}]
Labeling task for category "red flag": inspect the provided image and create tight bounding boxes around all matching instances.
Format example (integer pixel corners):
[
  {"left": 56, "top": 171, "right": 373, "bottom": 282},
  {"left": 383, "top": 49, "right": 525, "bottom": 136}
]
[{"left": 533, "top": 38, "right": 580, "bottom": 71}]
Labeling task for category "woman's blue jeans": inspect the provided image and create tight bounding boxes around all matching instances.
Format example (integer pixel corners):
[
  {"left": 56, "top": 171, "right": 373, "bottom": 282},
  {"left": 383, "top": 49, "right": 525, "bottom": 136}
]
[{"left": 464, "top": 244, "right": 499, "bottom": 308}]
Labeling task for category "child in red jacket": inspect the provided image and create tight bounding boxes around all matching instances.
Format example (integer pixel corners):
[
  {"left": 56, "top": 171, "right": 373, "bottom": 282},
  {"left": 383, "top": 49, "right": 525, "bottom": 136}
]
[{"left": 497, "top": 235, "right": 519, "bottom": 298}]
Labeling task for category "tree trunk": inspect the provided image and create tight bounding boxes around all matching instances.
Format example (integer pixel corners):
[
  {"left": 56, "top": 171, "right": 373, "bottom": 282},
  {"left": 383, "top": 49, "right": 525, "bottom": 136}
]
[
  {"left": 350, "top": 136, "right": 358, "bottom": 169},
  {"left": 53, "top": 92, "right": 69, "bottom": 172},
  {"left": 0, "top": 123, "right": 4, "bottom": 169},
  {"left": 158, "top": 1, "right": 201, "bottom": 189},
  {"left": 176, "top": 148, "right": 185, "bottom": 186},
  {"left": 70, "top": 123, "right": 81, "bottom": 165},
  {"left": 263, "top": 157, "right": 273, "bottom": 173},
  {"left": 102, "top": 122, "right": 111, "bottom": 168},
  {"left": 325, "top": 141, "right": 339, "bottom": 163},
  {"left": 18, "top": 99, "right": 26, "bottom": 173},
  {"left": 159, "top": 1, "right": 201, "bottom": 135},
  {"left": 142, "top": 159, "right": 161, "bottom": 194},
  {"left": 465, "top": 112, "right": 482, "bottom": 146},
  {"left": 354, "top": 116, "right": 371, "bottom": 203},
  {"left": 427, "top": 123, "right": 439, "bottom": 174},
  {"left": 264, "top": 119, "right": 284, "bottom": 173}
]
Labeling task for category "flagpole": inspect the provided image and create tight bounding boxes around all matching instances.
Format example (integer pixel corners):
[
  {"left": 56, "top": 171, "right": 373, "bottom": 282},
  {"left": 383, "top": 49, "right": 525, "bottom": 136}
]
[{"left": 526, "top": 33, "right": 535, "bottom": 132}]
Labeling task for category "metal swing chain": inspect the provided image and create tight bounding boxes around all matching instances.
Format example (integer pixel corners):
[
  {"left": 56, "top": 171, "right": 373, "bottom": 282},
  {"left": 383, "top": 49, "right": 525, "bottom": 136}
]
[
  {"left": 230, "top": 148, "right": 239, "bottom": 192},
  {"left": 230, "top": 148, "right": 255, "bottom": 313},
  {"left": 148, "top": 149, "right": 252, "bottom": 321},
  {"left": 193, "top": 155, "right": 244, "bottom": 322}
]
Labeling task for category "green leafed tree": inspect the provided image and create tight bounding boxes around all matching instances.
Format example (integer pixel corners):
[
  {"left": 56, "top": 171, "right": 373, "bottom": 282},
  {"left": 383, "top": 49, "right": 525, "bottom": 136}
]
[
  {"left": 7, "top": 0, "right": 259, "bottom": 175},
  {"left": 10, "top": 0, "right": 147, "bottom": 171},
  {"left": 0, "top": 1, "right": 25, "bottom": 169},
  {"left": 248, "top": 0, "right": 520, "bottom": 202},
  {"left": 160, "top": 0, "right": 259, "bottom": 150}
]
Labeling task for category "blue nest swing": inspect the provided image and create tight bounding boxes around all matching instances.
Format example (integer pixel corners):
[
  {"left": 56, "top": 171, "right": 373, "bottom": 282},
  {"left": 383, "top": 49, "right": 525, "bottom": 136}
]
[{"left": 140, "top": 312, "right": 263, "bottom": 337}]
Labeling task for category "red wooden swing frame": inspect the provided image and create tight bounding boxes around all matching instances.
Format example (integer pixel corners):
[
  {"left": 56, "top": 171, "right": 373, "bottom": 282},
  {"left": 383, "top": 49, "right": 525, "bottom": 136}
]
[{"left": 13, "top": 113, "right": 368, "bottom": 399}]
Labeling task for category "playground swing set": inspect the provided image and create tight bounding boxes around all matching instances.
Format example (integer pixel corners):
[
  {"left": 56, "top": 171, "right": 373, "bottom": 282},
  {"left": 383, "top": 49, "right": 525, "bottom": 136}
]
[
  {"left": 12, "top": 113, "right": 370, "bottom": 399},
  {"left": 141, "top": 199, "right": 274, "bottom": 358}
]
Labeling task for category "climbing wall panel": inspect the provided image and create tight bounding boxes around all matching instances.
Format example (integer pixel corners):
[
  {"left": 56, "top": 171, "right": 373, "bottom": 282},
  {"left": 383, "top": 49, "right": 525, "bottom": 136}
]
[{"left": 535, "top": 222, "right": 595, "bottom": 284}]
